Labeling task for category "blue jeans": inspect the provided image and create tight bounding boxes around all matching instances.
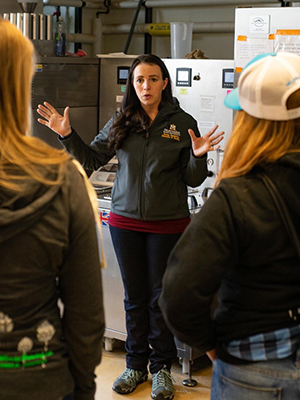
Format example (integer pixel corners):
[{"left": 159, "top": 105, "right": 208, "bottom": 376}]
[
  {"left": 211, "top": 345, "right": 300, "bottom": 400},
  {"left": 109, "top": 226, "right": 180, "bottom": 374}
]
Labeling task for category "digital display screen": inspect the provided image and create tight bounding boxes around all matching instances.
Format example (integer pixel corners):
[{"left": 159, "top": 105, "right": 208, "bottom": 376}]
[
  {"left": 119, "top": 69, "right": 128, "bottom": 80},
  {"left": 224, "top": 71, "right": 234, "bottom": 83},
  {"left": 222, "top": 68, "right": 234, "bottom": 89},
  {"left": 177, "top": 70, "right": 189, "bottom": 82},
  {"left": 117, "top": 67, "right": 130, "bottom": 84},
  {"left": 176, "top": 68, "right": 192, "bottom": 87}
]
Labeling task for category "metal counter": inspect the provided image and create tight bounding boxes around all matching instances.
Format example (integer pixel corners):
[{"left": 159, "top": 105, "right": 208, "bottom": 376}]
[{"left": 98, "top": 194, "right": 127, "bottom": 351}]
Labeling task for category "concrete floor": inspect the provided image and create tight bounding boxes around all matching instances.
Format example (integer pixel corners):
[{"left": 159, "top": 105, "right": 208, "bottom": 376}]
[{"left": 95, "top": 340, "right": 212, "bottom": 400}]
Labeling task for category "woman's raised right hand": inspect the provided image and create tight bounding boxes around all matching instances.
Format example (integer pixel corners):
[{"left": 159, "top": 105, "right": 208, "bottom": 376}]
[{"left": 37, "top": 102, "right": 72, "bottom": 137}]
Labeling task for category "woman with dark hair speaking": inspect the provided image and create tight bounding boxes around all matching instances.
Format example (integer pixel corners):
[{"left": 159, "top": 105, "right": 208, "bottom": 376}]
[{"left": 38, "top": 54, "right": 223, "bottom": 400}]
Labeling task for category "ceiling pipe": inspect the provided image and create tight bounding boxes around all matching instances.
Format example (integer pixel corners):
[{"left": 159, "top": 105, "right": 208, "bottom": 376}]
[
  {"left": 43, "top": 0, "right": 83, "bottom": 6},
  {"left": 113, "top": 0, "right": 280, "bottom": 8},
  {"left": 43, "top": 0, "right": 279, "bottom": 7},
  {"left": 102, "top": 21, "right": 235, "bottom": 34},
  {"left": 65, "top": 15, "right": 102, "bottom": 53},
  {"left": 43, "top": 0, "right": 113, "bottom": 10},
  {"left": 64, "top": 21, "right": 234, "bottom": 44}
]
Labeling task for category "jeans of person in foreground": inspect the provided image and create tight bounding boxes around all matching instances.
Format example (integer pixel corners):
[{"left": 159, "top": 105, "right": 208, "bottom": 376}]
[
  {"left": 109, "top": 226, "right": 180, "bottom": 375},
  {"left": 211, "top": 345, "right": 300, "bottom": 400}
]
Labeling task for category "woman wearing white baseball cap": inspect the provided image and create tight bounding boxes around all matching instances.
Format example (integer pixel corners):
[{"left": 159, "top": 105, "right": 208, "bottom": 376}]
[{"left": 160, "top": 52, "right": 300, "bottom": 400}]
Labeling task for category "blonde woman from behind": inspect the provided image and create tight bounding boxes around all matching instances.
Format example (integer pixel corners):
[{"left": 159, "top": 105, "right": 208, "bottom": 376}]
[{"left": 0, "top": 18, "right": 104, "bottom": 400}]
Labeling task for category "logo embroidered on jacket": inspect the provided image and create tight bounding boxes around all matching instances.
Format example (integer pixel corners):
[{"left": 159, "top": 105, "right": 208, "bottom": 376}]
[
  {"left": 162, "top": 124, "right": 181, "bottom": 141},
  {"left": 0, "top": 315, "right": 55, "bottom": 369}
]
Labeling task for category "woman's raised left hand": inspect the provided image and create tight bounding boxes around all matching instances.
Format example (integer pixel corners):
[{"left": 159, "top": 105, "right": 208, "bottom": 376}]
[{"left": 188, "top": 125, "right": 224, "bottom": 158}]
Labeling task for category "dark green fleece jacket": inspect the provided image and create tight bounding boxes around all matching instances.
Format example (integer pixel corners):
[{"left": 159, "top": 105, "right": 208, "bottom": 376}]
[{"left": 60, "top": 102, "right": 208, "bottom": 221}]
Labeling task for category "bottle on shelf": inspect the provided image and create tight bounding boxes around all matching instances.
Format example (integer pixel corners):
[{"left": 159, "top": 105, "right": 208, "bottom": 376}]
[{"left": 55, "top": 16, "right": 66, "bottom": 56}]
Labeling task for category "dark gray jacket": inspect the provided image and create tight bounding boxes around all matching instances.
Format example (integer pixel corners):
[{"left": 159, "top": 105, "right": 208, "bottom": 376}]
[
  {"left": 0, "top": 160, "right": 104, "bottom": 400},
  {"left": 160, "top": 153, "right": 300, "bottom": 360},
  {"left": 60, "top": 102, "right": 208, "bottom": 220}
]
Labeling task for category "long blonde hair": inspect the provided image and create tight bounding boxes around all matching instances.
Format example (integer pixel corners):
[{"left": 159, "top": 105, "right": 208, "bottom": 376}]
[
  {"left": 216, "top": 89, "right": 300, "bottom": 185},
  {"left": 0, "top": 18, "right": 70, "bottom": 191}
]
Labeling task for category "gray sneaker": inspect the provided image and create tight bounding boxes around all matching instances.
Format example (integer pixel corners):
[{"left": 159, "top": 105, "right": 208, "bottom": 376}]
[
  {"left": 151, "top": 367, "right": 175, "bottom": 400},
  {"left": 112, "top": 368, "right": 148, "bottom": 394}
]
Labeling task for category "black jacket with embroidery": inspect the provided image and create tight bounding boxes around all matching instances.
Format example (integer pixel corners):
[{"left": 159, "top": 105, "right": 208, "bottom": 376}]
[
  {"left": 0, "top": 160, "right": 104, "bottom": 400},
  {"left": 60, "top": 102, "right": 208, "bottom": 220}
]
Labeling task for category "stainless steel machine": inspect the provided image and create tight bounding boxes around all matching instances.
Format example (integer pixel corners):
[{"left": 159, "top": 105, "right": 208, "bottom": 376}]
[
  {"left": 98, "top": 193, "right": 127, "bottom": 351},
  {"left": 31, "top": 56, "right": 100, "bottom": 159},
  {"left": 98, "top": 55, "right": 137, "bottom": 128},
  {"left": 31, "top": 55, "right": 136, "bottom": 153},
  {"left": 90, "top": 158, "right": 127, "bottom": 352}
]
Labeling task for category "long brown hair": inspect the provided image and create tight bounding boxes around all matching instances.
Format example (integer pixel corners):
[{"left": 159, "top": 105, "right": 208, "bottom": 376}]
[
  {"left": 216, "top": 89, "right": 300, "bottom": 185},
  {"left": 0, "top": 18, "right": 70, "bottom": 191},
  {"left": 108, "top": 54, "right": 174, "bottom": 152}
]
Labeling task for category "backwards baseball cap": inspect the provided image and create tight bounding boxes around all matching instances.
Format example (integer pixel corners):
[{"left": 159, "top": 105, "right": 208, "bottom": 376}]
[{"left": 224, "top": 52, "right": 300, "bottom": 121}]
